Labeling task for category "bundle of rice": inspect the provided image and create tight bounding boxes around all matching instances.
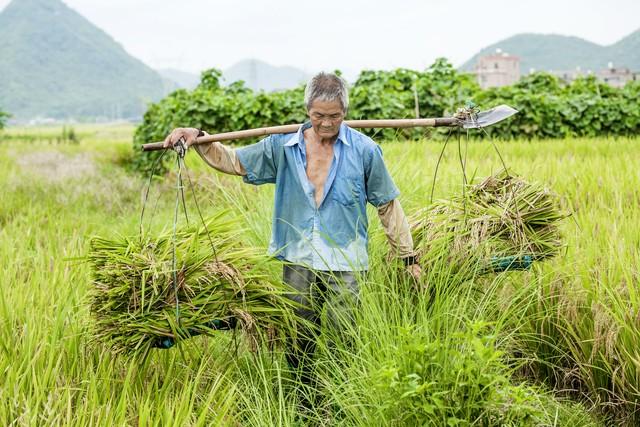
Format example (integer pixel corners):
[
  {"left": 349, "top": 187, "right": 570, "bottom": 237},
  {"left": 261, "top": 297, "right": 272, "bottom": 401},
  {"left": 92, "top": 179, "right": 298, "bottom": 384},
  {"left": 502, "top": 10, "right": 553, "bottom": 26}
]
[
  {"left": 411, "top": 170, "right": 568, "bottom": 279},
  {"left": 87, "top": 212, "right": 296, "bottom": 357}
]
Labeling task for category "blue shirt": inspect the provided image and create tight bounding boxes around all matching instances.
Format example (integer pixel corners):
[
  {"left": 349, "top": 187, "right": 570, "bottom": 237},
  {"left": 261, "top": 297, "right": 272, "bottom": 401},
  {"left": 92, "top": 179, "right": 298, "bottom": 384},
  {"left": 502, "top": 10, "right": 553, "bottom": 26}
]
[{"left": 236, "top": 122, "right": 399, "bottom": 271}]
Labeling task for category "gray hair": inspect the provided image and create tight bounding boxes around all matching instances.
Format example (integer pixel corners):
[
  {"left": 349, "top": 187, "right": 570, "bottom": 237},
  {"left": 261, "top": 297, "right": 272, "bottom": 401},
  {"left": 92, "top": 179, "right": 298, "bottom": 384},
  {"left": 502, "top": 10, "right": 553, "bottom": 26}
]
[{"left": 304, "top": 72, "right": 349, "bottom": 112}]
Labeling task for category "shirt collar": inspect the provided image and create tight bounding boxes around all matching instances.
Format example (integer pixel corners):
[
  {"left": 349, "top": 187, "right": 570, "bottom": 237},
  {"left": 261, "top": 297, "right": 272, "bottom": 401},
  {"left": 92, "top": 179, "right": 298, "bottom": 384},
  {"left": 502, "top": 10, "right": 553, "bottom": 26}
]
[{"left": 284, "top": 122, "right": 350, "bottom": 147}]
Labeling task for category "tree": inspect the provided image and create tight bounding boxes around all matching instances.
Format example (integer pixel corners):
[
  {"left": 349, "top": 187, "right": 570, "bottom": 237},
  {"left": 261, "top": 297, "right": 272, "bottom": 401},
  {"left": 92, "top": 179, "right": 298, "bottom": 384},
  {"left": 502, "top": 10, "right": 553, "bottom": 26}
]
[{"left": 0, "top": 109, "right": 10, "bottom": 130}]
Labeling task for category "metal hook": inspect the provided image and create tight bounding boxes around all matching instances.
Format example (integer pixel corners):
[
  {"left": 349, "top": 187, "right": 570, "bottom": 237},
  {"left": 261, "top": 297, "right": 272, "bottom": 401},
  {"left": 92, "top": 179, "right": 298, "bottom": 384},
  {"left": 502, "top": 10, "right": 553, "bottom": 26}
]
[{"left": 174, "top": 137, "right": 188, "bottom": 158}]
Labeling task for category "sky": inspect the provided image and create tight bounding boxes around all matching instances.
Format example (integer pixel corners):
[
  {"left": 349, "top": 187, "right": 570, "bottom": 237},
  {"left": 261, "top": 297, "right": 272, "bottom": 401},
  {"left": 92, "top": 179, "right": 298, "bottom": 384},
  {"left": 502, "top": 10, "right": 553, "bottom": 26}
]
[{"left": 1, "top": 0, "right": 639, "bottom": 76}]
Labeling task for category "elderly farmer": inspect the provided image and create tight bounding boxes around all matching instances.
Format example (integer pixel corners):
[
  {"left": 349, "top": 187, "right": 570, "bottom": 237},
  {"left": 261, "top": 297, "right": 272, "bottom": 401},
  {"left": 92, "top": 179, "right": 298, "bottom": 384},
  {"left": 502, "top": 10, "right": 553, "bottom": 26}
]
[{"left": 163, "top": 72, "right": 421, "bottom": 384}]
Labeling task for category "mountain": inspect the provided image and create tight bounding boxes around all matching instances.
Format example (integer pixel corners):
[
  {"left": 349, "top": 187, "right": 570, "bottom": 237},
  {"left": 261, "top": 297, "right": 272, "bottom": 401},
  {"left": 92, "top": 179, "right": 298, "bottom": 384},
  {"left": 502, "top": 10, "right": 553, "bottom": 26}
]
[
  {"left": 0, "top": 0, "right": 172, "bottom": 121},
  {"left": 223, "top": 59, "right": 310, "bottom": 92},
  {"left": 158, "top": 68, "right": 200, "bottom": 90},
  {"left": 610, "top": 30, "right": 640, "bottom": 71},
  {"left": 158, "top": 60, "right": 311, "bottom": 92},
  {"left": 460, "top": 29, "right": 640, "bottom": 73}
]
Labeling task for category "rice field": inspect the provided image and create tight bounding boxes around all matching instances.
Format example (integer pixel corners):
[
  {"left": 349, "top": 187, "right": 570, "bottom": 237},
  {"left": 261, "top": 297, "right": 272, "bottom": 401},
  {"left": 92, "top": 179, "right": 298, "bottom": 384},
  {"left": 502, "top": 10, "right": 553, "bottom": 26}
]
[{"left": 1, "top": 124, "right": 639, "bottom": 426}]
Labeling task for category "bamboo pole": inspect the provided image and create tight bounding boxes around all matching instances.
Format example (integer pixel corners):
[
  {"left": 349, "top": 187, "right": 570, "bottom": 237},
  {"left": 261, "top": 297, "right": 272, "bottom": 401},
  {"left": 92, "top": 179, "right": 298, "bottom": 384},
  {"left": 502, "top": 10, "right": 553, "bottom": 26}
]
[{"left": 141, "top": 117, "right": 460, "bottom": 152}]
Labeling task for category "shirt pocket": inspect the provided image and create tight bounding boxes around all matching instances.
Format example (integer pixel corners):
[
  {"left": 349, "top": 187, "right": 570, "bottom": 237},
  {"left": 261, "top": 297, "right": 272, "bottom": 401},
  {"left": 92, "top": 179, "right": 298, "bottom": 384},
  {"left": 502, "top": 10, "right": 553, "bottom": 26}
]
[{"left": 331, "top": 176, "right": 363, "bottom": 207}]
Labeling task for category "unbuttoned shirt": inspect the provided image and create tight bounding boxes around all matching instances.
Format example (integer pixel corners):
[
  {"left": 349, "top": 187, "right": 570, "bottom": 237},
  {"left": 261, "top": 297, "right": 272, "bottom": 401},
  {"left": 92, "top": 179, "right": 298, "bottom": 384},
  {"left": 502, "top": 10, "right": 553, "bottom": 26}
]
[{"left": 236, "top": 122, "right": 400, "bottom": 272}]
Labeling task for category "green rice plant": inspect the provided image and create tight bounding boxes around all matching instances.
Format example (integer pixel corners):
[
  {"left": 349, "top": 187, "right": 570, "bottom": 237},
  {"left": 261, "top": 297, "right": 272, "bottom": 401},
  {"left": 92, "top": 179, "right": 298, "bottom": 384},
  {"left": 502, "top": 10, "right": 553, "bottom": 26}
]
[
  {"left": 411, "top": 170, "right": 568, "bottom": 281},
  {"left": 4, "top": 131, "right": 628, "bottom": 426},
  {"left": 86, "top": 211, "right": 297, "bottom": 358},
  {"left": 296, "top": 256, "right": 600, "bottom": 427},
  {"left": 368, "top": 321, "right": 544, "bottom": 426}
]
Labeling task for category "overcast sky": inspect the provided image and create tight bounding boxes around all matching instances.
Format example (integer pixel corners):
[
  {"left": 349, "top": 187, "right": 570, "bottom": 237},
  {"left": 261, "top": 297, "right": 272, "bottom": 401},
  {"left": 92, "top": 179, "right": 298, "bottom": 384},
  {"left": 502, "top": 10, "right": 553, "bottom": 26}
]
[{"left": 1, "top": 0, "right": 638, "bottom": 76}]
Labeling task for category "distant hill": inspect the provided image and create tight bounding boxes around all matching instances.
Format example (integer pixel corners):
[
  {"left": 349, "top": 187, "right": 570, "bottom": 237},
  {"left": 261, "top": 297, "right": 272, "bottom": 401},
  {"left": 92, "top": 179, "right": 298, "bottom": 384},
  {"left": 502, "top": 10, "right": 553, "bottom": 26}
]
[
  {"left": 158, "top": 68, "right": 200, "bottom": 90},
  {"left": 610, "top": 30, "right": 640, "bottom": 71},
  {"left": 460, "top": 29, "right": 640, "bottom": 73},
  {"left": 224, "top": 59, "right": 310, "bottom": 92},
  {"left": 0, "top": 0, "right": 173, "bottom": 121},
  {"left": 159, "top": 60, "right": 310, "bottom": 92}
]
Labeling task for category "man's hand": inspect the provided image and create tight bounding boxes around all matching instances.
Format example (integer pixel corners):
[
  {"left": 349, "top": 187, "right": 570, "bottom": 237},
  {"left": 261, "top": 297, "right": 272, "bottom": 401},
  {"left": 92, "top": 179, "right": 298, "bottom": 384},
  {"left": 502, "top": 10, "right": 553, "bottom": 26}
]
[
  {"left": 163, "top": 127, "right": 201, "bottom": 149},
  {"left": 406, "top": 263, "right": 422, "bottom": 282},
  {"left": 405, "top": 263, "right": 428, "bottom": 293}
]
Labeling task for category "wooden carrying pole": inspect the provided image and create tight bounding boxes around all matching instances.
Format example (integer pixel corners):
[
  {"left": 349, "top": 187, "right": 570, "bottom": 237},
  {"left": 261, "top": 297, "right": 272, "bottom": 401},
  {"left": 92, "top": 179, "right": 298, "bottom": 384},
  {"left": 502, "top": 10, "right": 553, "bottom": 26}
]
[{"left": 141, "top": 117, "right": 460, "bottom": 152}]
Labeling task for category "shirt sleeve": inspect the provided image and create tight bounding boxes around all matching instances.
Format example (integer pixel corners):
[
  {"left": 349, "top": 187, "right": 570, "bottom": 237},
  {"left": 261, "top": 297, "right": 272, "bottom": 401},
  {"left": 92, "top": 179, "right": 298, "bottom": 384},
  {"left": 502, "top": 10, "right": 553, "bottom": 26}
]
[
  {"left": 193, "top": 141, "right": 246, "bottom": 176},
  {"left": 377, "top": 198, "right": 416, "bottom": 259},
  {"left": 235, "top": 135, "right": 278, "bottom": 185},
  {"left": 364, "top": 144, "right": 400, "bottom": 207}
]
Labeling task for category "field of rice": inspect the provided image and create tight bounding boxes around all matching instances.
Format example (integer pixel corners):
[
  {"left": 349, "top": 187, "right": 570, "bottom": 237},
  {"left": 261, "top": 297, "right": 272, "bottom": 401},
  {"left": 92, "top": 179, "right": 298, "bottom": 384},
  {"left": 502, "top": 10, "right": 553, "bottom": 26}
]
[{"left": 1, "top": 124, "right": 639, "bottom": 426}]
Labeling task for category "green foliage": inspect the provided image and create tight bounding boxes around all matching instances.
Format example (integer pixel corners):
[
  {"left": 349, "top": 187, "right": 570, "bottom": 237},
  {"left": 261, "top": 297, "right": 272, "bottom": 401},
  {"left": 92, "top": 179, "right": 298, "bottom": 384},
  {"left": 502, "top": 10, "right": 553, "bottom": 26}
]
[
  {"left": 132, "top": 59, "right": 478, "bottom": 174},
  {"left": 58, "top": 126, "right": 79, "bottom": 144},
  {"left": 0, "top": 109, "right": 9, "bottom": 130},
  {"left": 132, "top": 59, "right": 640, "bottom": 175},
  {"left": 349, "top": 58, "right": 480, "bottom": 140},
  {"left": 372, "top": 322, "right": 542, "bottom": 426},
  {"left": 131, "top": 69, "right": 307, "bottom": 174},
  {"left": 476, "top": 74, "right": 640, "bottom": 138}
]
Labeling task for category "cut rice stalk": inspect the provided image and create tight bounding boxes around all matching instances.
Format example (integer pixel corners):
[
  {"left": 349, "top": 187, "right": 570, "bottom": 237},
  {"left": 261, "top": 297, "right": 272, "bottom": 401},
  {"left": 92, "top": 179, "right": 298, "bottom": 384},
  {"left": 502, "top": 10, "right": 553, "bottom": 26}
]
[
  {"left": 86, "top": 211, "right": 296, "bottom": 357},
  {"left": 411, "top": 170, "right": 569, "bottom": 280}
]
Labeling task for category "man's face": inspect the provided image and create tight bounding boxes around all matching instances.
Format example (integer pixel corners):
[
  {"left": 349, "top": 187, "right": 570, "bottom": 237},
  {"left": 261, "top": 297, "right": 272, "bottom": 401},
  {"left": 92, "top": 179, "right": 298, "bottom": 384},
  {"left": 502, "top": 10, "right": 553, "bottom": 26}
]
[{"left": 308, "top": 99, "right": 345, "bottom": 140}]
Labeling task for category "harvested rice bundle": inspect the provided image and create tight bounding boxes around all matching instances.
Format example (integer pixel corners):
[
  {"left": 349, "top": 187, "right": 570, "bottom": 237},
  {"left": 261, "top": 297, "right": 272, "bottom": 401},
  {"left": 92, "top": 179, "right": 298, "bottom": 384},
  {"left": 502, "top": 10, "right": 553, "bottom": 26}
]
[
  {"left": 87, "top": 212, "right": 296, "bottom": 357},
  {"left": 411, "top": 170, "right": 568, "bottom": 279}
]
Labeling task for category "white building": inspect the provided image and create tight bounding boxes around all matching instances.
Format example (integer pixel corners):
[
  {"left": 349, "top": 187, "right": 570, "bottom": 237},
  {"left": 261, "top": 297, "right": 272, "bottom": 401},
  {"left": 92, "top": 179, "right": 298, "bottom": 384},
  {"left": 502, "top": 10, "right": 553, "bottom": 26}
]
[{"left": 598, "top": 63, "right": 637, "bottom": 88}]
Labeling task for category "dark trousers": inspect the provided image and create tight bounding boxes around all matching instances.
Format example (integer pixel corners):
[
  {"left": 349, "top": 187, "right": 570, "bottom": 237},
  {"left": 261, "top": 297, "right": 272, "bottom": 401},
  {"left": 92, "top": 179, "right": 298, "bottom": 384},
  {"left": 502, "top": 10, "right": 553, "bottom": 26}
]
[{"left": 282, "top": 263, "right": 359, "bottom": 386}]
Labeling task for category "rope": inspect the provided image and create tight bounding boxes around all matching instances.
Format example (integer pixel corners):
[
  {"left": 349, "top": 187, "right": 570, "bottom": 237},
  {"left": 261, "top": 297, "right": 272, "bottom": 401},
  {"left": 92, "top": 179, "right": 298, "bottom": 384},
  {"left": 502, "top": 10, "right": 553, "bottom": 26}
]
[
  {"left": 181, "top": 157, "right": 219, "bottom": 264},
  {"left": 171, "top": 153, "right": 185, "bottom": 326},
  {"left": 471, "top": 114, "right": 510, "bottom": 176},
  {"left": 139, "top": 149, "right": 168, "bottom": 235},
  {"left": 139, "top": 148, "right": 183, "bottom": 326},
  {"left": 429, "top": 108, "right": 511, "bottom": 207},
  {"left": 456, "top": 127, "right": 468, "bottom": 224},
  {"left": 429, "top": 127, "right": 455, "bottom": 204},
  {"left": 425, "top": 107, "right": 511, "bottom": 253},
  {"left": 139, "top": 138, "right": 223, "bottom": 333},
  {"left": 178, "top": 155, "right": 190, "bottom": 226}
]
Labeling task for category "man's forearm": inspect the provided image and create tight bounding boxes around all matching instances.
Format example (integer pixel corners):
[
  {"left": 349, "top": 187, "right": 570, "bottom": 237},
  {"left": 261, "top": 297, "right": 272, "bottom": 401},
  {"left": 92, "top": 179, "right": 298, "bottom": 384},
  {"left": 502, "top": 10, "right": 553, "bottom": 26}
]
[
  {"left": 377, "top": 198, "right": 416, "bottom": 262},
  {"left": 193, "top": 138, "right": 246, "bottom": 176}
]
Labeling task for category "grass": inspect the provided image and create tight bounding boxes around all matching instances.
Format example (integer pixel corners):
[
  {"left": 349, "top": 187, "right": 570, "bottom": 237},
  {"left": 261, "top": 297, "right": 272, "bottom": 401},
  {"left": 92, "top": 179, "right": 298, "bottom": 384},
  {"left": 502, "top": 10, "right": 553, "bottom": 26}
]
[{"left": 1, "top": 125, "right": 639, "bottom": 425}]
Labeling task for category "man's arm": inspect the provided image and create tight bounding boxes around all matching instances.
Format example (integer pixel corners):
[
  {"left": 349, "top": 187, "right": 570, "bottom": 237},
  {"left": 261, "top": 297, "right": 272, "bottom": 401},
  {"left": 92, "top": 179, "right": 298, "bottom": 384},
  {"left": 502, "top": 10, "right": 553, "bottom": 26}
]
[
  {"left": 362, "top": 143, "right": 421, "bottom": 281},
  {"left": 378, "top": 198, "right": 423, "bottom": 283},
  {"left": 377, "top": 198, "right": 417, "bottom": 263},
  {"left": 193, "top": 135, "right": 246, "bottom": 176},
  {"left": 162, "top": 127, "right": 246, "bottom": 176}
]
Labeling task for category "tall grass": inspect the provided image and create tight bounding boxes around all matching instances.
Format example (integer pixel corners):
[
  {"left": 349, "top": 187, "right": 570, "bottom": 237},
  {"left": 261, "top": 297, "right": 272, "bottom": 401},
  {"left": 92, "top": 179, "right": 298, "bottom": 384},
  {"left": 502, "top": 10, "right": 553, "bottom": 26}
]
[{"left": 1, "top": 128, "right": 638, "bottom": 425}]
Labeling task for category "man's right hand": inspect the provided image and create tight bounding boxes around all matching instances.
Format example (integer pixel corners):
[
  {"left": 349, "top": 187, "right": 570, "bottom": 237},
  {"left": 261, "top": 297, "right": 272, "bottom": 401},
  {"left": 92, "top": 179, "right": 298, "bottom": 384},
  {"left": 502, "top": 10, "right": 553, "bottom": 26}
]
[{"left": 163, "top": 128, "right": 201, "bottom": 149}]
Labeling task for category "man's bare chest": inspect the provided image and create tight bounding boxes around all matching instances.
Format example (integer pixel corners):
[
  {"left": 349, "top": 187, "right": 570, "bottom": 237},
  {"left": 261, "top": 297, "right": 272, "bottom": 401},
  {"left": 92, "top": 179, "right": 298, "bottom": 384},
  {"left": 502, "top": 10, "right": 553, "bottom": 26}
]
[{"left": 305, "top": 142, "right": 334, "bottom": 189}]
